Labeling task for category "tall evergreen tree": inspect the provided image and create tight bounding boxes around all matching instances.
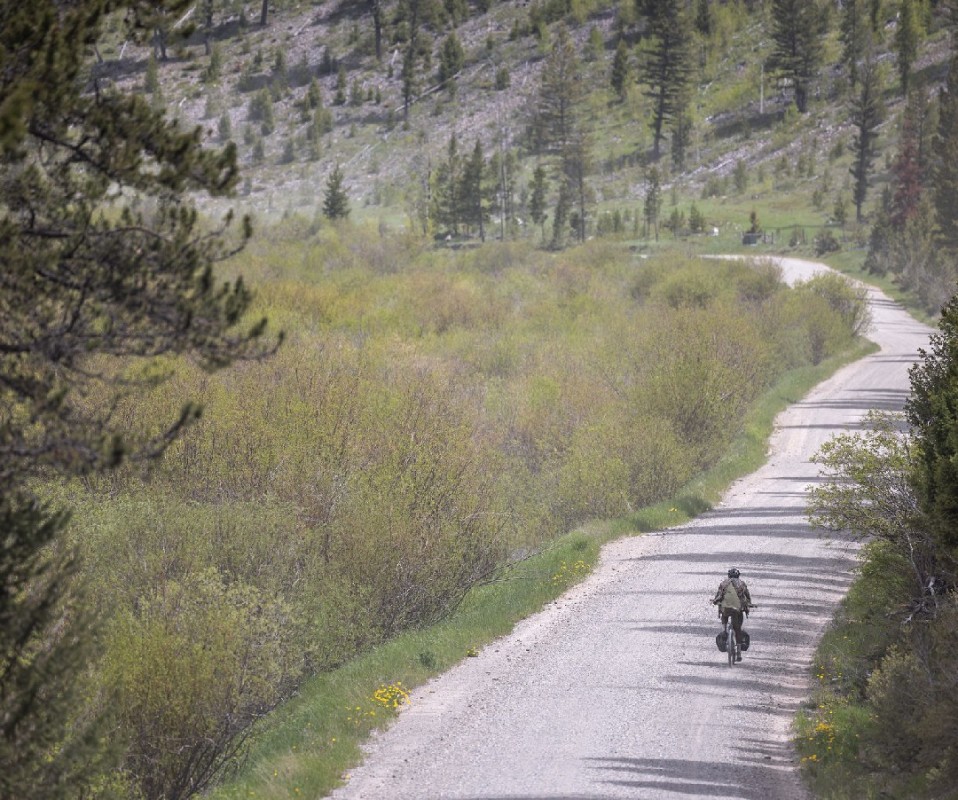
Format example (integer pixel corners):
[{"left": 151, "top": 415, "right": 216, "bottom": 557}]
[
  {"left": 434, "top": 133, "right": 463, "bottom": 234},
  {"left": 323, "top": 164, "right": 351, "bottom": 219},
  {"left": 438, "top": 32, "right": 465, "bottom": 96},
  {"left": 849, "top": 57, "right": 886, "bottom": 221},
  {"left": 933, "top": 54, "right": 958, "bottom": 252},
  {"left": 611, "top": 39, "right": 631, "bottom": 100},
  {"left": 891, "top": 98, "right": 925, "bottom": 228},
  {"left": 489, "top": 146, "right": 518, "bottom": 239},
  {"left": 533, "top": 26, "right": 586, "bottom": 160},
  {"left": 768, "top": 0, "right": 827, "bottom": 112},
  {"left": 461, "top": 139, "right": 489, "bottom": 240},
  {"left": 529, "top": 164, "right": 549, "bottom": 241},
  {"left": 0, "top": 1, "right": 276, "bottom": 795},
  {"left": 533, "top": 26, "right": 592, "bottom": 243},
  {"left": 641, "top": 0, "right": 694, "bottom": 160},
  {"left": 695, "top": 0, "right": 713, "bottom": 37},
  {"left": 371, "top": 0, "right": 387, "bottom": 61},
  {"left": 895, "top": 0, "right": 920, "bottom": 95},
  {"left": 563, "top": 128, "right": 591, "bottom": 243},
  {"left": 840, "top": 0, "right": 870, "bottom": 88},
  {"left": 400, "top": 0, "right": 426, "bottom": 119},
  {"left": 906, "top": 290, "right": 958, "bottom": 581},
  {"left": 551, "top": 180, "right": 572, "bottom": 249},
  {"left": 644, "top": 165, "right": 663, "bottom": 240}
]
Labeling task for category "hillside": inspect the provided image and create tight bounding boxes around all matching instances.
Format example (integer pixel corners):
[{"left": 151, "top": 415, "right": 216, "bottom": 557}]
[{"left": 94, "top": 0, "right": 954, "bottom": 241}]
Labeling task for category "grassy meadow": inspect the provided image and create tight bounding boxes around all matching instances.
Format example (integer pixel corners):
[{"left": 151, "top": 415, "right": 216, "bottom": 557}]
[{"left": 52, "top": 223, "right": 871, "bottom": 798}]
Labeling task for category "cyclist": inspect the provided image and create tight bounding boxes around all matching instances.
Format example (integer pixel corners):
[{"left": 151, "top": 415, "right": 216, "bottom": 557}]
[{"left": 713, "top": 568, "right": 753, "bottom": 661}]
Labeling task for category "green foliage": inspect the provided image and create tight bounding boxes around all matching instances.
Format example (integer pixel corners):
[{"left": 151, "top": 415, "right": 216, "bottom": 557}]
[
  {"left": 895, "top": 0, "right": 920, "bottom": 94},
  {"left": 145, "top": 53, "right": 160, "bottom": 94},
  {"left": 933, "top": 54, "right": 958, "bottom": 254},
  {"left": 611, "top": 39, "right": 630, "bottom": 99},
  {"left": 640, "top": 0, "right": 694, "bottom": 160},
  {"left": 734, "top": 159, "right": 748, "bottom": 194},
  {"left": 806, "top": 289, "right": 958, "bottom": 795},
  {"left": 102, "top": 568, "right": 304, "bottom": 800},
  {"left": 849, "top": 58, "right": 886, "bottom": 221},
  {"left": 0, "top": 1, "right": 276, "bottom": 797},
  {"left": 907, "top": 292, "right": 958, "bottom": 581},
  {"left": 0, "top": 498, "right": 112, "bottom": 800},
  {"left": 323, "top": 164, "right": 351, "bottom": 219},
  {"left": 768, "top": 0, "right": 828, "bottom": 112},
  {"left": 249, "top": 88, "right": 275, "bottom": 134},
  {"left": 840, "top": 0, "right": 871, "bottom": 88},
  {"left": 815, "top": 229, "right": 841, "bottom": 255},
  {"left": 688, "top": 202, "right": 706, "bottom": 232},
  {"left": 207, "top": 43, "right": 224, "bottom": 82},
  {"left": 438, "top": 32, "right": 466, "bottom": 94}
]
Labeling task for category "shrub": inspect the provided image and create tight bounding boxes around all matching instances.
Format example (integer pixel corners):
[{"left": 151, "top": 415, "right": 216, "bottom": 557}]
[
  {"left": 814, "top": 229, "right": 841, "bottom": 255},
  {"left": 101, "top": 569, "right": 304, "bottom": 800}
]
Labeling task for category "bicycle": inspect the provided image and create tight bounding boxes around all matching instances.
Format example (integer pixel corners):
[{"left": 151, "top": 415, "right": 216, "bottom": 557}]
[
  {"left": 724, "top": 613, "right": 739, "bottom": 667},
  {"left": 718, "top": 605, "right": 756, "bottom": 666}
]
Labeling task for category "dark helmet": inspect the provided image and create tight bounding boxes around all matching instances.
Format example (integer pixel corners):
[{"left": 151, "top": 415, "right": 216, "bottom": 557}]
[{"left": 728, "top": 567, "right": 741, "bottom": 579}]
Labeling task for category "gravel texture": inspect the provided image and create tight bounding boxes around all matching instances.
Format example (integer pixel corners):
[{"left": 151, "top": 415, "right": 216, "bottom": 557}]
[{"left": 329, "top": 258, "right": 932, "bottom": 800}]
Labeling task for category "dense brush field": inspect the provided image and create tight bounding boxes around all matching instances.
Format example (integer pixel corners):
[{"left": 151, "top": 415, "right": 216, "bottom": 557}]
[{"left": 53, "top": 227, "right": 866, "bottom": 797}]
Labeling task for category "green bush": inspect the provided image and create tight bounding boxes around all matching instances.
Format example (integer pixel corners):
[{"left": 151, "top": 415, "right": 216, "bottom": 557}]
[{"left": 101, "top": 569, "right": 304, "bottom": 800}]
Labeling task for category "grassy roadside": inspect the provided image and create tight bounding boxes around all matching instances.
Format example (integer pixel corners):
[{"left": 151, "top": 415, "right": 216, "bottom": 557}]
[
  {"left": 793, "top": 257, "right": 944, "bottom": 800},
  {"left": 211, "top": 336, "right": 877, "bottom": 800},
  {"left": 793, "top": 581, "right": 895, "bottom": 800},
  {"left": 824, "top": 250, "right": 939, "bottom": 326}
]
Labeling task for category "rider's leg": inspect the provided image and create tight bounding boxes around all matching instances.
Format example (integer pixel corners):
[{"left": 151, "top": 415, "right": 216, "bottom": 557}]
[{"left": 732, "top": 610, "right": 744, "bottom": 660}]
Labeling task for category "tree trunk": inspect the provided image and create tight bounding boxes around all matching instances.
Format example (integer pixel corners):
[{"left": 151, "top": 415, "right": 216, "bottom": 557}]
[{"left": 260, "top": 0, "right": 269, "bottom": 26}]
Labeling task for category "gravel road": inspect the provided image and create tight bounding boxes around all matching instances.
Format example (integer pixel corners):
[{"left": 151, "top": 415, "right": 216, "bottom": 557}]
[{"left": 329, "top": 258, "right": 932, "bottom": 800}]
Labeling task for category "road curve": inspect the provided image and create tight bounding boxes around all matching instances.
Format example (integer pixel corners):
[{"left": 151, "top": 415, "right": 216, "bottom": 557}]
[{"left": 329, "top": 258, "right": 932, "bottom": 800}]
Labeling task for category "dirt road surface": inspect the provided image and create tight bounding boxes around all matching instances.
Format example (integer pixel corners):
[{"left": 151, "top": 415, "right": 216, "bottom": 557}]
[{"left": 329, "top": 258, "right": 932, "bottom": 800}]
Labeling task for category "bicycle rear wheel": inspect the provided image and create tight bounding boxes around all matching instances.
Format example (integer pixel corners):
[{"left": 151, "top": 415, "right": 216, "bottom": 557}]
[{"left": 727, "top": 620, "right": 736, "bottom": 667}]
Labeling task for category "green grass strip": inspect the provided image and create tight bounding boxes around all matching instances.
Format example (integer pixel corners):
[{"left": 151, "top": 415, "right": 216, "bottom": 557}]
[{"left": 211, "top": 337, "right": 877, "bottom": 800}]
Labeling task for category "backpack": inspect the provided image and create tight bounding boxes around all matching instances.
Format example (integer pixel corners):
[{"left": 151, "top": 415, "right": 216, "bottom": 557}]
[
  {"left": 715, "top": 631, "right": 728, "bottom": 652},
  {"left": 740, "top": 630, "right": 750, "bottom": 651}
]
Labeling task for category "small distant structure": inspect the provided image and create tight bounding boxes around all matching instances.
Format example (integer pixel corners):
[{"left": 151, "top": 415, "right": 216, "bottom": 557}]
[{"left": 742, "top": 231, "right": 762, "bottom": 245}]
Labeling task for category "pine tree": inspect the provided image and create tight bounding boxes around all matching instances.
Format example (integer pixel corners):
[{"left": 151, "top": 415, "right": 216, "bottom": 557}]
[
  {"left": 533, "top": 26, "right": 586, "bottom": 160},
  {"left": 896, "top": 0, "right": 920, "bottom": 95},
  {"left": 0, "top": 2, "right": 276, "bottom": 794},
  {"left": 323, "top": 164, "right": 351, "bottom": 219},
  {"left": 461, "top": 139, "right": 489, "bottom": 240},
  {"left": 0, "top": 497, "right": 114, "bottom": 799},
  {"left": 933, "top": 54, "right": 958, "bottom": 253},
  {"left": 768, "top": 0, "right": 828, "bottom": 113},
  {"left": 400, "top": 0, "right": 427, "bottom": 119},
  {"left": 644, "top": 166, "right": 662, "bottom": 240},
  {"left": 611, "top": 40, "right": 630, "bottom": 100},
  {"left": 529, "top": 165, "right": 549, "bottom": 241},
  {"left": 434, "top": 133, "right": 463, "bottom": 235},
  {"left": 563, "top": 128, "right": 591, "bottom": 242},
  {"left": 533, "top": 26, "right": 592, "bottom": 243},
  {"left": 849, "top": 57, "right": 886, "bottom": 221},
  {"left": 840, "top": 0, "right": 870, "bottom": 88},
  {"left": 335, "top": 64, "right": 348, "bottom": 105},
  {"left": 695, "top": 0, "right": 712, "bottom": 37},
  {"left": 552, "top": 181, "right": 572, "bottom": 248},
  {"left": 641, "top": 0, "right": 694, "bottom": 160},
  {"left": 891, "top": 98, "right": 924, "bottom": 228},
  {"left": 906, "top": 289, "right": 958, "bottom": 577},
  {"left": 438, "top": 32, "right": 465, "bottom": 96}
]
